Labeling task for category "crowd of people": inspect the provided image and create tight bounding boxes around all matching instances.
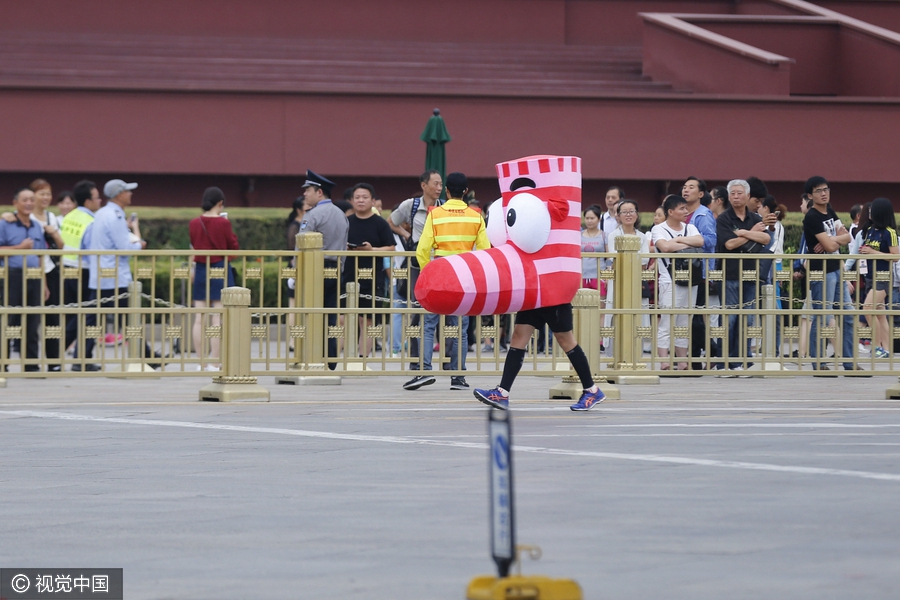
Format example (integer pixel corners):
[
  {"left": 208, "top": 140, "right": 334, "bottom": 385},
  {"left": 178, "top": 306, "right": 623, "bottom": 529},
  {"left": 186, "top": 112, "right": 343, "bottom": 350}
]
[
  {"left": 580, "top": 175, "right": 898, "bottom": 374},
  {"left": 0, "top": 177, "right": 234, "bottom": 372},
  {"left": 2, "top": 171, "right": 896, "bottom": 380}
]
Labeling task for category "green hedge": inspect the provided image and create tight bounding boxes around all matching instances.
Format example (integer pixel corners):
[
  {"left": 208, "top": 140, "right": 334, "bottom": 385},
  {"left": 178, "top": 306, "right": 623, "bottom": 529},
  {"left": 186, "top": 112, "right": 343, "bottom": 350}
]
[
  {"left": 142, "top": 217, "right": 287, "bottom": 251},
  {"left": 137, "top": 259, "right": 290, "bottom": 310}
]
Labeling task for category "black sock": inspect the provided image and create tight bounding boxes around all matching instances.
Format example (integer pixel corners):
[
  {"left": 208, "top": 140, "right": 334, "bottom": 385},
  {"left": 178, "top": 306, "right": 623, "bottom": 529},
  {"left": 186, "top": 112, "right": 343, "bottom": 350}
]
[
  {"left": 566, "top": 345, "right": 595, "bottom": 389},
  {"left": 499, "top": 347, "right": 526, "bottom": 392}
]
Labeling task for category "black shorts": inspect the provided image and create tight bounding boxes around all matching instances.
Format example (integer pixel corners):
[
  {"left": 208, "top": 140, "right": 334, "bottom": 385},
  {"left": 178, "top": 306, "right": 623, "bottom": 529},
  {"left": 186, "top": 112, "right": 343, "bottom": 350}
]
[
  {"left": 865, "top": 276, "right": 892, "bottom": 295},
  {"left": 514, "top": 303, "right": 573, "bottom": 333}
]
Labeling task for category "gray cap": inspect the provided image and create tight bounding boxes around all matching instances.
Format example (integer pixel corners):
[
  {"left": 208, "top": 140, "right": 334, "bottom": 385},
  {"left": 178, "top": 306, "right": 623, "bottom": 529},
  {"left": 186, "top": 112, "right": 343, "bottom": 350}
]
[{"left": 104, "top": 179, "right": 138, "bottom": 199}]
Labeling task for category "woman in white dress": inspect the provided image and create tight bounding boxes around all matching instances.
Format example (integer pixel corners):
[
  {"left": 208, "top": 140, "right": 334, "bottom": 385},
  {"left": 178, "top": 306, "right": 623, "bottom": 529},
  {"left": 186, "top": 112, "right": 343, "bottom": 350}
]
[{"left": 607, "top": 200, "right": 652, "bottom": 355}]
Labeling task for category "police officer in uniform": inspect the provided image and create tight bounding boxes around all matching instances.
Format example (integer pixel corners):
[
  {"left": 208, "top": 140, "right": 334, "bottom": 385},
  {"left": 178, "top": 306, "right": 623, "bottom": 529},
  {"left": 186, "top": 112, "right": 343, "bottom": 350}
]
[{"left": 297, "top": 170, "right": 349, "bottom": 369}]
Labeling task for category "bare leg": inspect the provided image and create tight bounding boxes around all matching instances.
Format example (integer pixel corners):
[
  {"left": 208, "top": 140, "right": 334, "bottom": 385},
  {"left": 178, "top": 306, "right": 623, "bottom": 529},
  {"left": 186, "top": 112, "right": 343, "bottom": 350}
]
[
  {"left": 509, "top": 324, "right": 535, "bottom": 350},
  {"left": 674, "top": 346, "right": 688, "bottom": 370},
  {"left": 207, "top": 300, "right": 223, "bottom": 367},
  {"left": 658, "top": 346, "right": 670, "bottom": 370},
  {"left": 192, "top": 299, "right": 208, "bottom": 368},
  {"left": 798, "top": 316, "right": 809, "bottom": 358},
  {"left": 552, "top": 330, "right": 577, "bottom": 353}
]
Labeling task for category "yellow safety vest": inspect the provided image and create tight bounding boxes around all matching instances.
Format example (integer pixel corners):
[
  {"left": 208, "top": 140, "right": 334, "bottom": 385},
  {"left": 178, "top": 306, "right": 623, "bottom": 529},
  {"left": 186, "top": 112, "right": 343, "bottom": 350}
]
[
  {"left": 60, "top": 208, "right": 94, "bottom": 266},
  {"left": 429, "top": 204, "right": 483, "bottom": 257}
]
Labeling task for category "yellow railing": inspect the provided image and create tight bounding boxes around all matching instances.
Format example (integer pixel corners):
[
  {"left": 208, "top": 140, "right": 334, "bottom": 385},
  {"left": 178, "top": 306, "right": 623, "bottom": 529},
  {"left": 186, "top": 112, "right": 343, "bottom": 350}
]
[{"left": 3, "top": 235, "right": 900, "bottom": 398}]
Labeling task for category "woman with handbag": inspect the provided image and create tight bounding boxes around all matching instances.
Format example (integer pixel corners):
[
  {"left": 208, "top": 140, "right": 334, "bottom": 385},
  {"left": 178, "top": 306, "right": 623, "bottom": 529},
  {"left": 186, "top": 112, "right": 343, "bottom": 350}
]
[
  {"left": 607, "top": 199, "right": 651, "bottom": 356},
  {"left": 30, "top": 179, "right": 65, "bottom": 370},
  {"left": 189, "top": 187, "right": 240, "bottom": 370},
  {"left": 651, "top": 195, "right": 704, "bottom": 370}
]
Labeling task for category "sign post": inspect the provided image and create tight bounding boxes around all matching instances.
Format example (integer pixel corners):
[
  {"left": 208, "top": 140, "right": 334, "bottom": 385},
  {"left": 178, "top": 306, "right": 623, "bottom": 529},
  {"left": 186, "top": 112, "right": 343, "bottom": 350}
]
[
  {"left": 489, "top": 408, "right": 515, "bottom": 578},
  {"left": 467, "top": 408, "right": 582, "bottom": 599}
]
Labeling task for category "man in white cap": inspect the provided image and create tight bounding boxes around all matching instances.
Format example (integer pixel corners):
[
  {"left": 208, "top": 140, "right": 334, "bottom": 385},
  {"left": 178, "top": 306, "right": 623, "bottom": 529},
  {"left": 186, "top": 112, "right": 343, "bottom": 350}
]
[{"left": 87, "top": 179, "right": 159, "bottom": 366}]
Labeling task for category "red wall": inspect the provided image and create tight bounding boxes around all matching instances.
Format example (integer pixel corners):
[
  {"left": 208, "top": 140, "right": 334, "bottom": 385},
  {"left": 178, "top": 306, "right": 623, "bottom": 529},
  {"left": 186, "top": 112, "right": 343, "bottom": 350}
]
[
  {"left": 839, "top": 27, "right": 900, "bottom": 95},
  {"left": 698, "top": 20, "right": 842, "bottom": 95},
  {"left": 3, "top": 89, "right": 899, "bottom": 183},
  {"left": 816, "top": 1, "right": 900, "bottom": 32},
  {"left": 0, "top": 0, "right": 567, "bottom": 44},
  {"left": 641, "top": 19, "right": 792, "bottom": 94}
]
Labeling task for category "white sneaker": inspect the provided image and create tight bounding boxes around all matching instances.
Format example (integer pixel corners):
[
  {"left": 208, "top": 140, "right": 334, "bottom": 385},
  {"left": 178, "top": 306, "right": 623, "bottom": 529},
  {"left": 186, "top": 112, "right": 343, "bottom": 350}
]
[
  {"left": 203, "top": 364, "right": 221, "bottom": 372},
  {"left": 716, "top": 366, "right": 748, "bottom": 378}
]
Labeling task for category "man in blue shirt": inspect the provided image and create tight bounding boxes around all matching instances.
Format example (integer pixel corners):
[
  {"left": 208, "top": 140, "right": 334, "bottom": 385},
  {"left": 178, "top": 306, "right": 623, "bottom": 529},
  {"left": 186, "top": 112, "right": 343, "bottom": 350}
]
[
  {"left": 89, "top": 179, "right": 159, "bottom": 366},
  {"left": 683, "top": 176, "right": 720, "bottom": 367},
  {"left": 0, "top": 188, "right": 48, "bottom": 371}
]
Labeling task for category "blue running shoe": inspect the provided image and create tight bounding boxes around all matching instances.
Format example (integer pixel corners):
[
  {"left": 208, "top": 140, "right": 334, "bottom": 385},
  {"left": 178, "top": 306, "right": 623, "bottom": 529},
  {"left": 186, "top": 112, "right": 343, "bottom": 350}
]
[
  {"left": 474, "top": 387, "right": 509, "bottom": 410},
  {"left": 570, "top": 388, "right": 605, "bottom": 411},
  {"left": 875, "top": 346, "right": 890, "bottom": 359}
]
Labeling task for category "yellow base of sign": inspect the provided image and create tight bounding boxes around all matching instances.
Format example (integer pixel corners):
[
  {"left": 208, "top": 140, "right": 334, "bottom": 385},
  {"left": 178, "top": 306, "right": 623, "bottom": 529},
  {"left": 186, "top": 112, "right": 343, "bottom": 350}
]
[{"left": 466, "top": 575, "right": 582, "bottom": 600}]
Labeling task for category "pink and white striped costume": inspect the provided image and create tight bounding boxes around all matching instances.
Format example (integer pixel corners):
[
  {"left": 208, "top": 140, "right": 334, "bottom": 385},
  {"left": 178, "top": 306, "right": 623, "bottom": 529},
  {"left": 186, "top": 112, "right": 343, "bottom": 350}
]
[{"left": 415, "top": 155, "right": 583, "bottom": 316}]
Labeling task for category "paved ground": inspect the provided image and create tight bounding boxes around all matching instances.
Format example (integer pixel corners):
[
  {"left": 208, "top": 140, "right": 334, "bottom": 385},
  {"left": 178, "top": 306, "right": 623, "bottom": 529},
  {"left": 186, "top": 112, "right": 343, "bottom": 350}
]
[{"left": 2, "top": 374, "right": 900, "bottom": 599}]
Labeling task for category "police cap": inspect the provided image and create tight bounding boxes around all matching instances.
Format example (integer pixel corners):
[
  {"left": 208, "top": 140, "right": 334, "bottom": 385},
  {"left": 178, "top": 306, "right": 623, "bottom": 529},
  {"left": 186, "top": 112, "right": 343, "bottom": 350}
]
[{"left": 302, "top": 170, "right": 335, "bottom": 197}]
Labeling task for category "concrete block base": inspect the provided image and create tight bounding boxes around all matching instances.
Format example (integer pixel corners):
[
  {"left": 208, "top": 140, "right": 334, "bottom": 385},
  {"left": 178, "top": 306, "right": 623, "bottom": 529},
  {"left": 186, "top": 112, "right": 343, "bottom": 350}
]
[
  {"left": 199, "top": 383, "right": 271, "bottom": 402},
  {"left": 299, "top": 376, "right": 342, "bottom": 386},
  {"left": 886, "top": 379, "right": 900, "bottom": 399},
  {"left": 610, "top": 375, "right": 660, "bottom": 385}
]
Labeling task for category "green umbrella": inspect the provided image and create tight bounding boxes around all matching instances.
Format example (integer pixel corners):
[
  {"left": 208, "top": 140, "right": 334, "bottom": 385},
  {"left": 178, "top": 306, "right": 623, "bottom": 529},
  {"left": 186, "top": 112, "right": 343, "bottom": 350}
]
[{"left": 421, "top": 108, "right": 451, "bottom": 198}]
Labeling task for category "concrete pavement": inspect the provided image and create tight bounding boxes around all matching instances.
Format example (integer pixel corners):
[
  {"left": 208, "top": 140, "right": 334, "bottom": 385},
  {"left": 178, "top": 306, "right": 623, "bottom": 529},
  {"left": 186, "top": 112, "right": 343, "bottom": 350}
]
[{"left": 2, "top": 374, "right": 899, "bottom": 599}]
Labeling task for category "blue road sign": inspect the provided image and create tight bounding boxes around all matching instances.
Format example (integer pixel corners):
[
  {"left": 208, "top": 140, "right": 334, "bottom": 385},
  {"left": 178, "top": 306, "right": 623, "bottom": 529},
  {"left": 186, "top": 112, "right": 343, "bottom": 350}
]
[{"left": 488, "top": 409, "right": 515, "bottom": 577}]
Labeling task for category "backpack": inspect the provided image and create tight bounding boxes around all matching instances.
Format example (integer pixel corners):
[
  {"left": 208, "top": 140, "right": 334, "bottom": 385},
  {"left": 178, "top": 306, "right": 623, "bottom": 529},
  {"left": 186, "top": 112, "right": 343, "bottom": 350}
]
[{"left": 396, "top": 196, "right": 422, "bottom": 297}]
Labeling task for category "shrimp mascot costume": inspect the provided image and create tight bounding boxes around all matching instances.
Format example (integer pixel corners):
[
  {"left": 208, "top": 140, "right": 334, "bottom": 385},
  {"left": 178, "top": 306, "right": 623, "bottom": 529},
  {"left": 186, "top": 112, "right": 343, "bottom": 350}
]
[{"left": 415, "top": 155, "right": 582, "bottom": 316}]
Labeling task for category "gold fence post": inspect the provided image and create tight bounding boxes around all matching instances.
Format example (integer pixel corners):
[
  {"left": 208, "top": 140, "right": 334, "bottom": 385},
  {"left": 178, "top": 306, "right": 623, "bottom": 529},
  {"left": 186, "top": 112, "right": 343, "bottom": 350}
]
[
  {"left": 611, "top": 235, "right": 658, "bottom": 385},
  {"left": 750, "top": 283, "right": 786, "bottom": 375},
  {"left": 276, "top": 231, "right": 341, "bottom": 386},
  {"left": 342, "top": 281, "right": 370, "bottom": 372},
  {"left": 124, "top": 281, "right": 158, "bottom": 375},
  {"left": 550, "top": 287, "right": 620, "bottom": 400},
  {"left": 199, "top": 286, "right": 270, "bottom": 402}
]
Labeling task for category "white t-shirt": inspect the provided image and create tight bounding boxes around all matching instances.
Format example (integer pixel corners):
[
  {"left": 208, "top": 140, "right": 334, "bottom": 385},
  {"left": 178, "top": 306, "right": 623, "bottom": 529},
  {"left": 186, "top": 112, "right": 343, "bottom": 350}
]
[
  {"left": 607, "top": 227, "right": 650, "bottom": 267},
  {"left": 31, "top": 211, "right": 61, "bottom": 273},
  {"left": 651, "top": 221, "right": 700, "bottom": 286}
]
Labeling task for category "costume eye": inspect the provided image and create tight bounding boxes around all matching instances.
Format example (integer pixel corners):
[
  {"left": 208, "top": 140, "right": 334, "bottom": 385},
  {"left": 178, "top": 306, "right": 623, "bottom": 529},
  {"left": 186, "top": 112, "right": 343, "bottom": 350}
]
[
  {"left": 485, "top": 198, "right": 508, "bottom": 247},
  {"left": 505, "top": 192, "right": 550, "bottom": 254}
]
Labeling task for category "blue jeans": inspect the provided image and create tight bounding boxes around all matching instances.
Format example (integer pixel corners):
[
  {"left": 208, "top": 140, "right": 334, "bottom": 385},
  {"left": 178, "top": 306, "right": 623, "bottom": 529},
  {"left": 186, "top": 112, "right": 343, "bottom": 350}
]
[
  {"left": 809, "top": 270, "right": 854, "bottom": 369},
  {"left": 391, "top": 282, "right": 403, "bottom": 354},
  {"left": 422, "top": 313, "right": 469, "bottom": 372},
  {"left": 725, "top": 279, "right": 757, "bottom": 369}
]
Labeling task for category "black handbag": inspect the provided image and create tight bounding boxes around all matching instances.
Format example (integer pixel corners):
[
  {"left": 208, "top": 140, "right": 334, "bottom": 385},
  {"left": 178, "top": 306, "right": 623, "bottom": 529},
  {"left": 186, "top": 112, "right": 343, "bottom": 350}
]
[
  {"left": 738, "top": 239, "right": 774, "bottom": 282},
  {"left": 395, "top": 197, "right": 422, "bottom": 298},
  {"left": 396, "top": 236, "right": 418, "bottom": 298},
  {"left": 663, "top": 229, "right": 704, "bottom": 287},
  {"left": 673, "top": 248, "right": 704, "bottom": 287}
]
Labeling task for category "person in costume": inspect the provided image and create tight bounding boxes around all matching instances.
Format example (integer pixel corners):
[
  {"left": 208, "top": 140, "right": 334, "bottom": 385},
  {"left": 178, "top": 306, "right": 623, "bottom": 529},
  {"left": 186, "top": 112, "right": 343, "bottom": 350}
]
[{"left": 414, "top": 155, "right": 604, "bottom": 411}]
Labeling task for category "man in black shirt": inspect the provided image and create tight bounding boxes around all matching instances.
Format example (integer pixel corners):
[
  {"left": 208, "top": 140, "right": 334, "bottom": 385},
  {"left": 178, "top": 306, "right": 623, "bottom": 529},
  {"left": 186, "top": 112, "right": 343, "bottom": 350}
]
[
  {"left": 802, "top": 176, "right": 856, "bottom": 372},
  {"left": 715, "top": 179, "right": 772, "bottom": 371},
  {"left": 343, "top": 183, "right": 395, "bottom": 357}
]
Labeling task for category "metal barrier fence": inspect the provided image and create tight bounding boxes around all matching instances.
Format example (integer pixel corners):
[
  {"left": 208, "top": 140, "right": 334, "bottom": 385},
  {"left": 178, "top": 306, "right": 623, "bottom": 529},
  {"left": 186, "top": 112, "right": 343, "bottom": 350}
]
[{"left": 3, "top": 234, "right": 900, "bottom": 398}]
